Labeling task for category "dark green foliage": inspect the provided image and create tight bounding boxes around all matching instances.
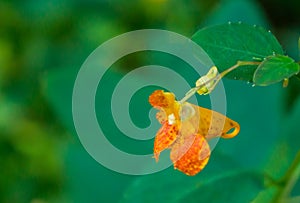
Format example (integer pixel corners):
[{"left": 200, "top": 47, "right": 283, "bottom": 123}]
[
  {"left": 1, "top": 0, "right": 300, "bottom": 202},
  {"left": 253, "top": 55, "right": 300, "bottom": 86},
  {"left": 178, "top": 172, "right": 266, "bottom": 203},
  {"left": 192, "top": 23, "right": 283, "bottom": 81}
]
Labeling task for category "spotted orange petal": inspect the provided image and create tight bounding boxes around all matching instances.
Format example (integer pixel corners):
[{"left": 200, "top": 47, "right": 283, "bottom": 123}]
[
  {"left": 170, "top": 133, "right": 210, "bottom": 176},
  {"left": 156, "top": 111, "right": 166, "bottom": 124},
  {"left": 153, "top": 122, "right": 179, "bottom": 161},
  {"left": 197, "top": 105, "right": 240, "bottom": 139},
  {"left": 149, "top": 90, "right": 180, "bottom": 119},
  {"left": 180, "top": 103, "right": 240, "bottom": 139},
  {"left": 149, "top": 89, "right": 240, "bottom": 176}
]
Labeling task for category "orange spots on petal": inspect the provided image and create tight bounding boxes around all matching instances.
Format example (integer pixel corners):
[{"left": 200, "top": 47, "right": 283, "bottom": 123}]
[
  {"left": 149, "top": 90, "right": 240, "bottom": 176},
  {"left": 184, "top": 103, "right": 240, "bottom": 139},
  {"left": 170, "top": 134, "right": 210, "bottom": 176},
  {"left": 149, "top": 90, "right": 175, "bottom": 109},
  {"left": 149, "top": 90, "right": 181, "bottom": 119},
  {"left": 156, "top": 111, "right": 166, "bottom": 124},
  {"left": 153, "top": 122, "right": 179, "bottom": 161}
]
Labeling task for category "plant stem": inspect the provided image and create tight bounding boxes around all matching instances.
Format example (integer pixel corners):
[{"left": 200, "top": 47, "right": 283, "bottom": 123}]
[
  {"left": 179, "top": 61, "right": 261, "bottom": 103},
  {"left": 274, "top": 151, "right": 300, "bottom": 202}
]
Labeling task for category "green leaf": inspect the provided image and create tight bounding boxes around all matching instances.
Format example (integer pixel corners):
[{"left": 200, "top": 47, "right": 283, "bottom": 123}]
[
  {"left": 178, "top": 171, "right": 266, "bottom": 203},
  {"left": 192, "top": 23, "right": 284, "bottom": 81},
  {"left": 295, "top": 74, "right": 300, "bottom": 81},
  {"left": 251, "top": 186, "right": 279, "bottom": 203},
  {"left": 298, "top": 37, "right": 300, "bottom": 57},
  {"left": 284, "top": 196, "right": 300, "bottom": 203},
  {"left": 253, "top": 55, "right": 300, "bottom": 86},
  {"left": 261, "top": 97, "right": 300, "bottom": 201},
  {"left": 120, "top": 152, "right": 241, "bottom": 203}
]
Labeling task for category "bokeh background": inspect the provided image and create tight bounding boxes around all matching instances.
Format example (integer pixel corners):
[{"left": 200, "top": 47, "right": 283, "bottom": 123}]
[{"left": 1, "top": 0, "right": 300, "bottom": 202}]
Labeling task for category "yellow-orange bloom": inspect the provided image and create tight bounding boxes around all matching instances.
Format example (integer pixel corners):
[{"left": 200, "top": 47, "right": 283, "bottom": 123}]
[{"left": 149, "top": 90, "right": 240, "bottom": 176}]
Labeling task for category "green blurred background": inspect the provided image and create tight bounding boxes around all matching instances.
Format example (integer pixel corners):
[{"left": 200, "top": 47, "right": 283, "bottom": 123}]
[{"left": 1, "top": 0, "right": 300, "bottom": 202}]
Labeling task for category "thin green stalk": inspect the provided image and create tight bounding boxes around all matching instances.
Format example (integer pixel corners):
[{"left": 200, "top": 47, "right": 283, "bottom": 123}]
[
  {"left": 179, "top": 61, "right": 261, "bottom": 103},
  {"left": 273, "top": 151, "right": 300, "bottom": 202}
]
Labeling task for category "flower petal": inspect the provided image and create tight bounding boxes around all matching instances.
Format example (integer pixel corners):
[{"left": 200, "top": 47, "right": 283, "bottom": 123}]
[
  {"left": 153, "top": 122, "right": 179, "bottom": 161},
  {"left": 149, "top": 90, "right": 180, "bottom": 119},
  {"left": 149, "top": 89, "right": 240, "bottom": 176},
  {"left": 156, "top": 111, "right": 166, "bottom": 124},
  {"left": 149, "top": 90, "right": 175, "bottom": 109},
  {"left": 170, "top": 134, "right": 210, "bottom": 176},
  {"left": 182, "top": 103, "right": 240, "bottom": 139}
]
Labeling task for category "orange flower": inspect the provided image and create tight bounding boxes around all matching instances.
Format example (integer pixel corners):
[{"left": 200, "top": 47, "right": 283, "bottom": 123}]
[{"left": 149, "top": 90, "right": 240, "bottom": 176}]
